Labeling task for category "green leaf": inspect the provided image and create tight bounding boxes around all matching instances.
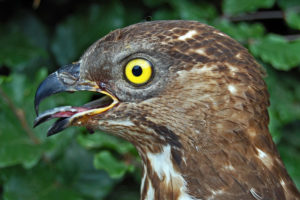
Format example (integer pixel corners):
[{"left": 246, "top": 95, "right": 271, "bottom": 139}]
[
  {"left": 147, "top": 0, "right": 217, "bottom": 21},
  {"left": 142, "top": 0, "right": 167, "bottom": 8},
  {"left": 265, "top": 66, "right": 300, "bottom": 142},
  {"left": 1, "top": 141, "right": 117, "bottom": 200},
  {"left": 281, "top": 122, "right": 300, "bottom": 149},
  {"left": 51, "top": 2, "right": 125, "bottom": 65},
  {"left": 152, "top": 8, "right": 179, "bottom": 20},
  {"left": 169, "top": 1, "right": 217, "bottom": 21},
  {"left": 55, "top": 141, "right": 117, "bottom": 199},
  {"left": 278, "top": 144, "right": 300, "bottom": 189},
  {"left": 277, "top": 0, "right": 300, "bottom": 10},
  {"left": 1, "top": 166, "right": 83, "bottom": 200},
  {"left": 0, "top": 30, "right": 47, "bottom": 70},
  {"left": 121, "top": 2, "right": 144, "bottom": 25},
  {"left": 250, "top": 34, "right": 300, "bottom": 70},
  {"left": 10, "top": 11, "right": 49, "bottom": 50},
  {"left": 0, "top": 68, "right": 93, "bottom": 168},
  {"left": 105, "top": 185, "right": 140, "bottom": 200},
  {"left": 213, "top": 20, "right": 265, "bottom": 43},
  {"left": 0, "top": 13, "right": 49, "bottom": 72},
  {"left": 77, "top": 132, "right": 136, "bottom": 155},
  {"left": 0, "top": 130, "right": 44, "bottom": 168},
  {"left": 223, "top": 0, "right": 275, "bottom": 15},
  {"left": 285, "top": 8, "right": 300, "bottom": 30},
  {"left": 94, "top": 151, "right": 133, "bottom": 179},
  {"left": 0, "top": 71, "right": 46, "bottom": 168}
]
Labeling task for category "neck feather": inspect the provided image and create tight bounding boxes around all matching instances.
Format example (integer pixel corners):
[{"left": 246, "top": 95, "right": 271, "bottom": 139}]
[{"left": 139, "top": 145, "right": 197, "bottom": 200}]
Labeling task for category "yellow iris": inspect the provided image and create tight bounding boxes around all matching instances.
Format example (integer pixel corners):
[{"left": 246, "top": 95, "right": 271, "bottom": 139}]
[{"left": 125, "top": 58, "right": 153, "bottom": 85}]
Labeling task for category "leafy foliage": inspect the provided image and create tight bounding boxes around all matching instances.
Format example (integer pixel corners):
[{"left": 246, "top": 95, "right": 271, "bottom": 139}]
[
  {"left": 0, "top": 0, "right": 299, "bottom": 199},
  {"left": 52, "top": 3, "right": 126, "bottom": 65},
  {"left": 250, "top": 35, "right": 300, "bottom": 70},
  {"left": 285, "top": 8, "right": 300, "bottom": 30},
  {"left": 223, "top": 0, "right": 275, "bottom": 15}
]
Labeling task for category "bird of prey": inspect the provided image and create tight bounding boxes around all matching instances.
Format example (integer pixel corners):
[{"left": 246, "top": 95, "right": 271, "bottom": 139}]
[{"left": 34, "top": 20, "right": 300, "bottom": 199}]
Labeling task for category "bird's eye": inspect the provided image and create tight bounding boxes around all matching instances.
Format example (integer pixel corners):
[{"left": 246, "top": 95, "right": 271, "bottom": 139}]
[{"left": 124, "top": 58, "right": 153, "bottom": 85}]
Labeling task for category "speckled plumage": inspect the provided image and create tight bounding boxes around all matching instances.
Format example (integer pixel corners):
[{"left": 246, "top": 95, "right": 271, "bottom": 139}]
[{"left": 35, "top": 20, "right": 300, "bottom": 200}]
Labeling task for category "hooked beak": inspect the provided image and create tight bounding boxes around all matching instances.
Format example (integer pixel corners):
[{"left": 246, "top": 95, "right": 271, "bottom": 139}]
[{"left": 34, "top": 62, "right": 119, "bottom": 136}]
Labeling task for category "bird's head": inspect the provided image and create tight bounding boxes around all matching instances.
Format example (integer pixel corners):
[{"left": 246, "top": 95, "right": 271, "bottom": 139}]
[{"left": 35, "top": 20, "right": 267, "bottom": 154}]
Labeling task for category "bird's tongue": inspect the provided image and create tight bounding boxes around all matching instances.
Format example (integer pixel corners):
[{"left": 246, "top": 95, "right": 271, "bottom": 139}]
[
  {"left": 52, "top": 107, "right": 89, "bottom": 118},
  {"left": 33, "top": 106, "right": 89, "bottom": 127}
]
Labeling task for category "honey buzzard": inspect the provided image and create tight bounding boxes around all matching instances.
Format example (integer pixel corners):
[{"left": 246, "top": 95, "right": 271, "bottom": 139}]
[{"left": 34, "top": 20, "right": 300, "bottom": 199}]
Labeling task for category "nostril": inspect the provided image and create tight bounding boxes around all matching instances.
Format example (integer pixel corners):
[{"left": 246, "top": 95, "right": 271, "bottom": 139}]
[{"left": 99, "top": 82, "right": 106, "bottom": 90}]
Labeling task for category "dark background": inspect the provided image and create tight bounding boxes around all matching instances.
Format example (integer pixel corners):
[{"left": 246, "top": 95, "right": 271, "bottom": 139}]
[{"left": 0, "top": 0, "right": 299, "bottom": 199}]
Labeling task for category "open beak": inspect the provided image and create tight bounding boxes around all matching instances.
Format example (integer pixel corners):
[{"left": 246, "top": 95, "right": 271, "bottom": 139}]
[{"left": 34, "top": 62, "right": 119, "bottom": 136}]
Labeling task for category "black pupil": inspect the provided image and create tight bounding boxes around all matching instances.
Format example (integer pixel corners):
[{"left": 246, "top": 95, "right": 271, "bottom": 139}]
[{"left": 132, "top": 65, "right": 143, "bottom": 76}]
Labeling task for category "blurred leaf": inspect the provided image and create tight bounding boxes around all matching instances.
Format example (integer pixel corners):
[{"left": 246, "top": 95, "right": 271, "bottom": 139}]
[
  {"left": 0, "top": 13, "right": 49, "bottom": 72},
  {"left": 77, "top": 133, "right": 140, "bottom": 186},
  {"left": 265, "top": 66, "right": 300, "bottom": 142},
  {"left": 152, "top": 8, "right": 178, "bottom": 20},
  {"left": 223, "top": 0, "right": 275, "bottom": 15},
  {"left": 0, "top": 68, "right": 93, "bottom": 168},
  {"left": 277, "top": 0, "right": 300, "bottom": 10},
  {"left": 213, "top": 20, "right": 265, "bottom": 43},
  {"left": 0, "top": 29, "right": 47, "bottom": 70},
  {"left": 0, "top": 71, "right": 47, "bottom": 168},
  {"left": 281, "top": 122, "right": 300, "bottom": 148},
  {"left": 278, "top": 144, "right": 300, "bottom": 189},
  {"left": 142, "top": 0, "right": 167, "bottom": 8},
  {"left": 2, "top": 166, "right": 83, "bottom": 200},
  {"left": 11, "top": 11, "right": 49, "bottom": 49},
  {"left": 121, "top": 2, "right": 144, "bottom": 24},
  {"left": 55, "top": 141, "right": 117, "bottom": 199},
  {"left": 169, "top": 1, "right": 217, "bottom": 21},
  {"left": 147, "top": 0, "right": 217, "bottom": 21},
  {"left": 250, "top": 34, "right": 300, "bottom": 70},
  {"left": 104, "top": 183, "right": 140, "bottom": 200},
  {"left": 94, "top": 151, "right": 133, "bottom": 179},
  {"left": 52, "top": 2, "right": 125, "bottom": 65},
  {"left": 0, "top": 128, "right": 45, "bottom": 168},
  {"left": 1, "top": 140, "right": 117, "bottom": 200},
  {"left": 77, "top": 132, "right": 136, "bottom": 155},
  {"left": 285, "top": 8, "right": 300, "bottom": 30}
]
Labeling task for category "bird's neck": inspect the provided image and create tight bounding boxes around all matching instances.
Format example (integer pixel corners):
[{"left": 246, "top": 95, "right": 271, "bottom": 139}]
[
  {"left": 135, "top": 126, "right": 300, "bottom": 200},
  {"left": 138, "top": 145, "right": 195, "bottom": 200},
  {"left": 128, "top": 104, "right": 300, "bottom": 199}
]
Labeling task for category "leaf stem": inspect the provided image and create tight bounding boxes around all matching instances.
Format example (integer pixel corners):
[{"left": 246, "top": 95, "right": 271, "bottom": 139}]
[
  {"left": 0, "top": 87, "right": 41, "bottom": 145},
  {"left": 223, "top": 11, "right": 284, "bottom": 21},
  {"left": 284, "top": 34, "right": 300, "bottom": 41}
]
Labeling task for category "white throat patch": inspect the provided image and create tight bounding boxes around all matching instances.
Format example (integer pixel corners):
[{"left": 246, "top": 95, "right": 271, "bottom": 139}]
[{"left": 143, "top": 145, "right": 198, "bottom": 200}]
